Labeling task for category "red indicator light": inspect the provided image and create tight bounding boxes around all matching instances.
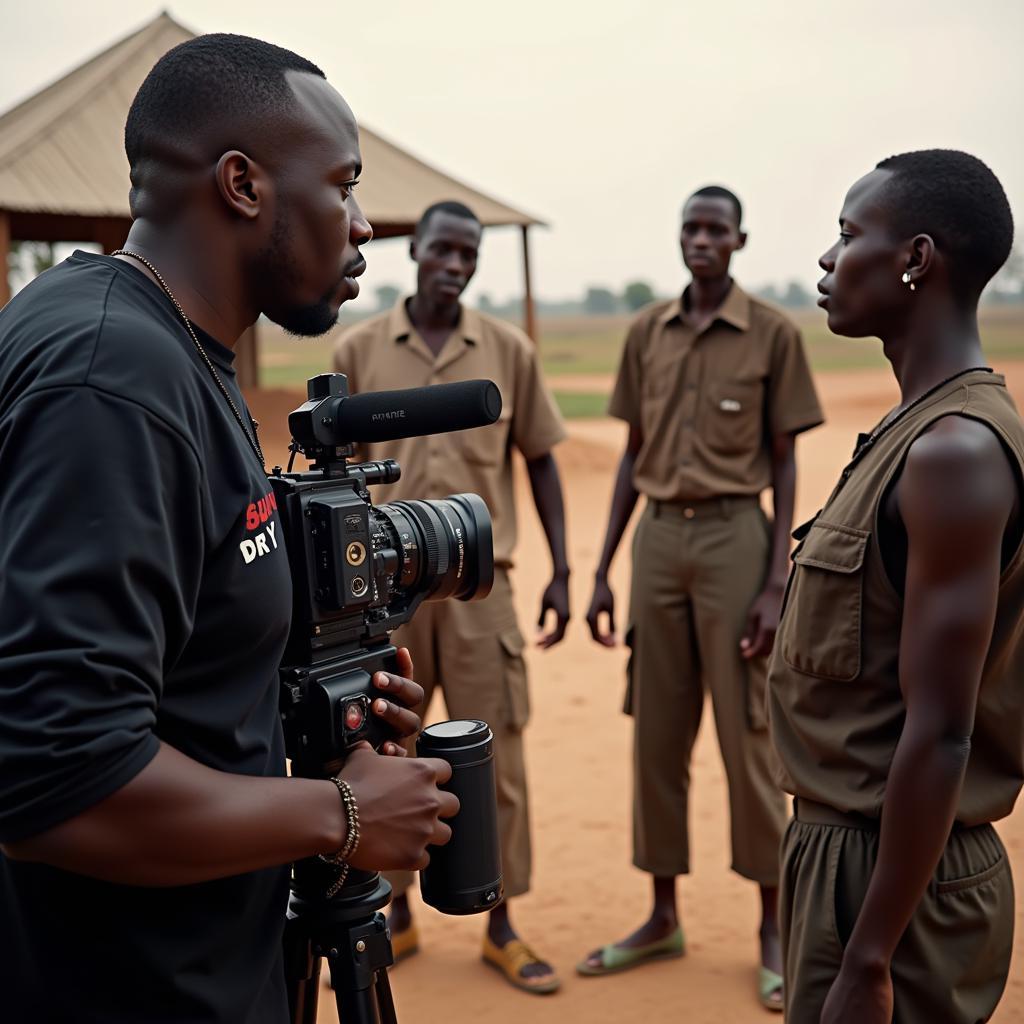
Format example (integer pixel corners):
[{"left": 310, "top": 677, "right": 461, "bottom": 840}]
[{"left": 344, "top": 702, "right": 365, "bottom": 731}]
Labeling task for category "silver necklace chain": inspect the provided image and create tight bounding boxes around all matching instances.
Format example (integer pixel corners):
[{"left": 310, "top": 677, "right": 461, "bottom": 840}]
[{"left": 112, "top": 250, "right": 265, "bottom": 467}]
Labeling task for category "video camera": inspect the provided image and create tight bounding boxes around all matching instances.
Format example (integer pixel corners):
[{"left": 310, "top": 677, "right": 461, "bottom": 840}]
[
  {"left": 274, "top": 373, "right": 504, "bottom": 1023},
  {"left": 269, "top": 372, "right": 500, "bottom": 770}
]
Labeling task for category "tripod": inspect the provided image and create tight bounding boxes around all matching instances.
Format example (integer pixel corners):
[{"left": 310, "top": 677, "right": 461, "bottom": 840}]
[{"left": 283, "top": 857, "right": 399, "bottom": 1024}]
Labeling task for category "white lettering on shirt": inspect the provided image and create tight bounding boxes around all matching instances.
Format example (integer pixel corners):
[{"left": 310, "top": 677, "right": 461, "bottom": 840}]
[{"left": 240, "top": 521, "right": 280, "bottom": 565}]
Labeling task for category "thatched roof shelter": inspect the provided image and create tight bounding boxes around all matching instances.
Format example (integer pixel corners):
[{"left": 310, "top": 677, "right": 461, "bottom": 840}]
[{"left": 0, "top": 12, "right": 544, "bottom": 383}]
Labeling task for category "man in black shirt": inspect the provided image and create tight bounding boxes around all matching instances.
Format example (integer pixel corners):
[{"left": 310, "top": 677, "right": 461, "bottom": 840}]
[{"left": 0, "top": 34, "right": 457, "bottom": 1024}]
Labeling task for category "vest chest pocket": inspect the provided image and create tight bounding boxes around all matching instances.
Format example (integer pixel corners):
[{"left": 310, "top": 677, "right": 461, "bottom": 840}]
[{"left": 779, "top": 521, "right": 870, "bottom": 682}]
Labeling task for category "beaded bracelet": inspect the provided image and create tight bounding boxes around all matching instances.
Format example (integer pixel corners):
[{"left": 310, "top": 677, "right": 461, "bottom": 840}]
[{"left": 318, "top": 777, "right": 361, "bottom": 898}]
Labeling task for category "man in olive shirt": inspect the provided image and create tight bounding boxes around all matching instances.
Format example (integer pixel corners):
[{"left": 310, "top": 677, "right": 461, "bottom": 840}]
[
  {"left": 769, "top": 151, "right": 1022, "bottom": 1023},
  {"left": 333, "top": 201, "right": 569, "bottom": 994},
  {"left": 580, "top": 186, "right": 823, "bottom": 1010}
]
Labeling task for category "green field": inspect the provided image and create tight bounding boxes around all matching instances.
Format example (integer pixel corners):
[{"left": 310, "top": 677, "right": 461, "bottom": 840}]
[{"left": 258, "top": 306, "right": 1024, "bottom": 418}]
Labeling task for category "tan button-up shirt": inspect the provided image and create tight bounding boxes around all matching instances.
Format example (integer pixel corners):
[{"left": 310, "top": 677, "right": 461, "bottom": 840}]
[
  {"left": 608, "top": 283, "right": 824, "bottom": 501},
  {"left": 332, "top": 300, "right": 566, "bottom": 567}
]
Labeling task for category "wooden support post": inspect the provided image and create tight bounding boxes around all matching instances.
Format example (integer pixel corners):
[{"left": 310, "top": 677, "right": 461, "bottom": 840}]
[
  {"left": 521, "top": 224, "right": 537, "bottom": 343},
  {"left": 235, "top": 321, "right": 260, "bottom": 389},
  {"left": 0, "top": 211, "right": 11, "bottom": 308},
  {"left": 95, "top": 217, "right": 131, "bottom": 255}
]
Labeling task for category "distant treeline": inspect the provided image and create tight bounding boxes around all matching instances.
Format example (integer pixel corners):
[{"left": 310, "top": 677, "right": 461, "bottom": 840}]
[
  {"left": 476, "top": 279, "right": 824, "bottom": 318},
  {"left": 365, "top": 263, "right": 1024, "bottom": 322},
  {"left": 8, "top": 242, "right": 1024, "bottom": 321}
]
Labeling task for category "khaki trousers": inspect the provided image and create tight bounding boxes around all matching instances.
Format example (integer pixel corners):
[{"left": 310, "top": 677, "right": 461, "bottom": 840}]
[
  {"left": 385, "top": 568, "right": 532, "bottom": 899},
  {"left": 780, "top": 804, "right": 1014, "bottom": 1023},
  {"left": 627, "top": 498, "right": 786, "bottom": 884}
]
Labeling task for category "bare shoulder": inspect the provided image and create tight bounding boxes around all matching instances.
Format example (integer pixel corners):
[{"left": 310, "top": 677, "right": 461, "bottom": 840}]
[{"left": 900, "top": 414, "right": 1018, "bottom": 532}]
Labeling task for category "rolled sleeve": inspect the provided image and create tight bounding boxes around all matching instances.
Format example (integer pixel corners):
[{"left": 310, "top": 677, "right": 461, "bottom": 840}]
[
  {"left": 607, "top": 320, "right": 646, "bottom": 428},
  {"left": 767, "top": 322, "right": 825, "bottom": 437},
  {"left": 511, "top": 341, "right": 567, "bottom": 460}
]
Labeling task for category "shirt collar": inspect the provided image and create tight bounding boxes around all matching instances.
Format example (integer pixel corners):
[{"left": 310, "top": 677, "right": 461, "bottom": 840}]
[
  {"left": 389, "top": 297, "right": 480, "bottom": 346},
  {"left": 715, "top": 281, "right": 751, "bottom": 331},
  {"left": 661, "top": 280, "right": 751, "bottom": 332}
]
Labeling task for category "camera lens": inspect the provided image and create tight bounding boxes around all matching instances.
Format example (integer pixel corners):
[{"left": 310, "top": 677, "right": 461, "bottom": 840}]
[{"left": 374, "top": 494, "right": 494, "bottom": 604}]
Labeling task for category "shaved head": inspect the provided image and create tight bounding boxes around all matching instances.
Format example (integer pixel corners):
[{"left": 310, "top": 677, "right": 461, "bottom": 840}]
[
  {"left": 125, "top": 34, "right": 326, "bottom": 216},
  {"left": 122, "top": 32, "right": 371, "bottom": 337},
  {"left": 873, "top": 149, "right": 1014, "bottom": 303}
]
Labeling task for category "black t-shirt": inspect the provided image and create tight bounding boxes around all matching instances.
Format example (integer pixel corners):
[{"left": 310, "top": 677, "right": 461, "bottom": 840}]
[{"left": 0, "top": 252, "right": 294, "bottom": 1023}]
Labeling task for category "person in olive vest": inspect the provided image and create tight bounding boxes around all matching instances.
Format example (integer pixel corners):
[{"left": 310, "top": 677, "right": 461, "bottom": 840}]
[{"left": 768, "top": 149, "right": 1022, "bottom": 1024}]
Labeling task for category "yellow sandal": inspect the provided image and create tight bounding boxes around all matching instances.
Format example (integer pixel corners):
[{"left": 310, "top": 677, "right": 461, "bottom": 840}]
[{"left": 482, "top": 935, "right": 561, "bottom": 995}]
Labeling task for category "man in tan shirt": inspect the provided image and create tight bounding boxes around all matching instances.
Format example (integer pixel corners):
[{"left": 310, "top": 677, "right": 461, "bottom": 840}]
[
  {"left": 333, "top": 200, "right": 569, "bottom": 995},
  {"left": 579, "top": 186, "right": 823, "bottom": 1011}
]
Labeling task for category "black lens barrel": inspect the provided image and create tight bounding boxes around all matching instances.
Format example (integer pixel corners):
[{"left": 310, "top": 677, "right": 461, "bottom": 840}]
[
  {"left": 417, "top": 720, "right": 504, "bottom": 915},
  {"left": 381, "top": 494, "right": 494, "bottom": 604}
]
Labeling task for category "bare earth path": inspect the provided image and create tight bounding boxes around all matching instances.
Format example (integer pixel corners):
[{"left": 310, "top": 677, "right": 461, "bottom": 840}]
[{"left": 247, "top": 363, "right": 1024, "bottom": 1024}]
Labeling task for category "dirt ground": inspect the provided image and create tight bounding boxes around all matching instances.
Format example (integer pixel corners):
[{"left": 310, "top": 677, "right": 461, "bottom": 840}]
[{"left": 247, "top": 363, "right": 1024, "bottom": 1024}]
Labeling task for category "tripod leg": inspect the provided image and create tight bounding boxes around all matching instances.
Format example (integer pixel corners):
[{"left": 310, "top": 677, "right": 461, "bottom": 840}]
[
  {"left": 325, "top": 910, "right": 398, "bottom": 1024},
  {"left": 287, "top": 868, "right": 396, "bottom": 1024},
  {"left": 327, "top": 957, "right": 386, "bottom": 1024},
  {"left": 283, "top": 912, "right": 323, "bottom": 1024},
  {"left": 374, "top": 968, "right": 398, "bottom": 1024}
]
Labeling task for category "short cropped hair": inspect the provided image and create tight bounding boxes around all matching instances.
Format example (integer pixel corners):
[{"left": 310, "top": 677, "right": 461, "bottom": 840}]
[
  {"left": 415, "top": 201, "right": 481, "bottom": 239},
  {"left": 125, "top": 34, "right": 324, "bottom": 167},
  {"left": 687, "top": 186, "right": 743, "bottom": 228},
  {"left": 875, "top": 149, "right": 1014, "bottom": 302}
]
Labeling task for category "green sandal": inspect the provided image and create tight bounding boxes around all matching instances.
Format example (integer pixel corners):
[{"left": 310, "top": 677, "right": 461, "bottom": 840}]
[
  {"left": 575, "top": 926, "right": 685, "bottom": 976},
  {"left": 758, "top": 966, "right": 784, "bottom": 1012}
]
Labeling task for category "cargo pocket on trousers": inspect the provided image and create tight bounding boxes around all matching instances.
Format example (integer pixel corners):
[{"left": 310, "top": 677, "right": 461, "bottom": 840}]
[
  {"left": 499, "top": 626, "right": 530, "bottom": 730},
  {"left": 780, "top": 521, "right": 869, "bottom": 682}
]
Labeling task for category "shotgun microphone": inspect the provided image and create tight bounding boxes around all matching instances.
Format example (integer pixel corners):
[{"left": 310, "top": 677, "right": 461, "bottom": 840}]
[{"left": 288, "top": 375, "right": 502, "bottom": 449}]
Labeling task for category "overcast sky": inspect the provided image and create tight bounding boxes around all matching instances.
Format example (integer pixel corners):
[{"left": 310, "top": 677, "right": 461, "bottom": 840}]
[{"left": 2, "top": 1, "right": 1022, "bottom": 309}]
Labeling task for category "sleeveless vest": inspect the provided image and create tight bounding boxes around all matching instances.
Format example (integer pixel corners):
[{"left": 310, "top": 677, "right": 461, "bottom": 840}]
[{"left": 768, "top": 370, "right": 1024, "bottom": 824}]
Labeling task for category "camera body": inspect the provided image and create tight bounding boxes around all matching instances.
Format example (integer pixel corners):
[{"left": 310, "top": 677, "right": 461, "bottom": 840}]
[{"left": 270, "top": 373, "right": 497, "bottom": 774}]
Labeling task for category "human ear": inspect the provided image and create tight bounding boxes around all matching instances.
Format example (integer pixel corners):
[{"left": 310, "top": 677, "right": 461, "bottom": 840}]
[
  {"left": 903, "top": 234, "right": 935, "bottom": 288},
  {"left": 214, "top": 150, "right": 264, "bottom": 220}
]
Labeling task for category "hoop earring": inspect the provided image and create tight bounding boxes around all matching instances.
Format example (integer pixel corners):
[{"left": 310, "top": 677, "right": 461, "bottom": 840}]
[{"left": 902, "top": 271, "right": 916, "bottom": 292}]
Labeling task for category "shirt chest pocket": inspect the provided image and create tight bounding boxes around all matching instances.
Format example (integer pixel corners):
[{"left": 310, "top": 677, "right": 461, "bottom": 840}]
[
  {"left": 779, "top": 521, "right": 870, "bottom": 682},
  {"left": 703, "top": 377, "right": 764, "bottom": 454},
  {"left": 457, "top": 409, "right": 512, "bottom": 467}
]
